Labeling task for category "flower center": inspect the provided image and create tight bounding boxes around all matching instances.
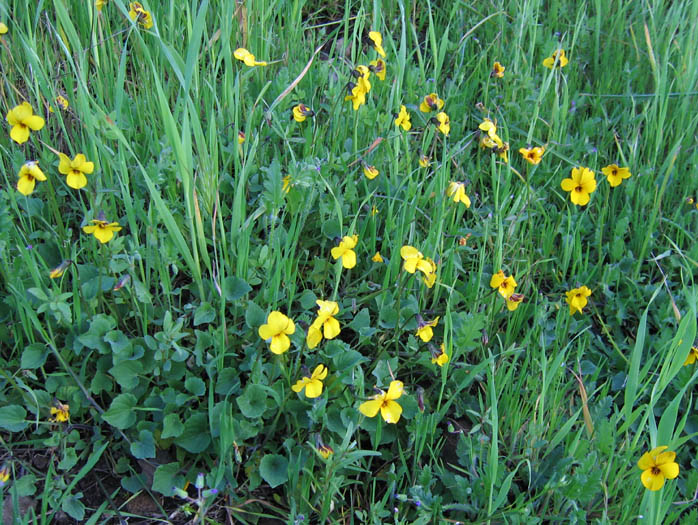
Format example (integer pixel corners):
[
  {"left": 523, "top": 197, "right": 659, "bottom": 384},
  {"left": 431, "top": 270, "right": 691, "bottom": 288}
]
[
  {"left": 575, "top": 185, "right": 583, "bottom": 192},
  {"left": 651, "top": 466, "right": 661, "bottom": 475}
]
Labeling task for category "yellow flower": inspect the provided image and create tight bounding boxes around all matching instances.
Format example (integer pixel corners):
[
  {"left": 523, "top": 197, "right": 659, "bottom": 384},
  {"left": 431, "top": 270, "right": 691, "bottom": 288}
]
[
  {"left": 258, "top": 311, "right": 296, "bottom": 354},
  {"left": 419, "top": 93, "right": 444, "bottom": 113},
  {"left": 394, "top": 105, "right": 411, "bottom": 131},
  {"left": 637, "top": 446, "right": 679, "bottom": 491},
  {"left": 96, "top": 0, "right": 107, "bottom": 11},
  {"left": 363, "top": 165, "right": 379, "bottom": 180},
  {"left": 6, "top": 102, "right": 45, "bottom": 144},
  {"left": 316, "top": 443, "right": 334, "bottom": 459},
  {"left": 307, "top": 300, "right": 341, "bottom": 349},
  {"left": 128, "top": 2, "right": 153, "bottom": 29},
  {"left": 431, "top": 344, "right": 449, "bottom": 367},
  {"left": 434, "top": 112, "right": 450, "bottom": 135},
  {"left": 369, "top": 59, "right": 386, "bottom": 80},
  {"left": 368, "top": 31, "right": 386, "bottom": 57},
  {"left": 416, "top": 316, "right": 439, "bottom": 343},
  {"left": 292, "top": 364, "right": 328, "bottom": 398},
  {"left": 491, "top": 61, "right": 505, "bottom": 78},
  {"left": 506, "top": 293, "right": 525, "bottom": 311},
  {"left": 49, "top": 95, "right": 69, "bottom": 114},
  {"left": 16, "top": 161, "right": 47, "bottom": 196},
  {"left": 83, "top": 218, "right": 123, "bottom": 244},
  {"left": 565, "top": 286, "right": 592, "bottom": 315},
  {"left": 0, "top": 464, "right": 9, "bottom": 486},
  {"left": 683, "top": 346, "right": 698, "bottom": 366},
  {"left": 282, "top": 175, "right": 292, "bottom": 193},
  {"left": 372, "top": 252, "right": 383, "bottom": 263},
  {"left": 359, "top": 380, "right": 403, "bottom": 423},
  {"left": 50, "top": 401, "right": 70, "bottom": 423},
  {"left": 447, "top": 181, "right": 471, "bottom": 208},
  {"left": 237, "top": 131, "right": 246, "bottom": 144},
  {"left": 478, "top": 118, "right": 498, "bottom": 139},
  {"left": 419, "top": 155, "right": 430, "bottom": 168},
  {"left": 400, "top": 245, "right": 435, "bottom": 275},
  {"left": 490, "top": 270, "right": 517, "bottom": 299},
  {"left": 518, "top": 145, "right": 545, "bottom": 165},
  {"left": 345, "top": 83, "right": 367, "bottom": 111},
  {"left": 0, "top": 22, "right": 8, "bottom": 34},
  {"left": 601, "top": 164, "right": 631, "bottom": 187},
  {"left": 331, "top": 235, "right": 358, "bottom": 268},
  {"left": 233, "top": 47, "right": 268, "bottom": 67},
  {"left": 292, "top": 103, "right": 314, "bottom": 123},
  {"left": 543, "top": 49, "right": 569, "bottom": 69},
  {"left": 561, "top": 167, "right": 597, "bottom": 206},
  {"left": 58, "top": 153, "right": 94, "bottom": 189},
  {"left": 50, "top": 260, "right": 72, "bottom": 279}
]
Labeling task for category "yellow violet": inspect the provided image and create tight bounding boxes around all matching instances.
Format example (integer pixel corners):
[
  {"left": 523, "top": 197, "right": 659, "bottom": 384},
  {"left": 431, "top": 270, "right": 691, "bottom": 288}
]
[
  {"left": 490, "top": 270, "right": 517, "bottom": 299},
  {"left": 128, "top": 2, "right": 153, "bottom": 29},
  {"left": 683, "top": 346, "right": 698, "bottom": 366},
  {"left": 292, "top": 364, "right": 328, "bottom": 398},
  {"left": 0, "top": 465, "right": 9, "bottom": 486},
  {"left": 478, "top": 118, "right": 498, "bottom": 139},
  {"left": 234, "top": 47, "right": 268, "bottom": 67},
  {"left": 416, "top": 316, "right": 439, "bottom": 343},
  {"left": 6, "top": 102, "right": 45, "bottom": 144},
  {"left": 561, "top": 167, "right": 597, "bottom": 206},
  {"left": 359, "top": 380, "right": 403, "bottom": 424},
  {"left": 83, "top": 218, "right": 123, "bottom": 244},
  {"left": 637, "top": 446, "right": 679, "bottom": 491},
  {"left": 258, "top": 311, "right": 296, "bottom": 354},
  {"left": 345, "top": 83, "right": 367, "bottom": 111},
  {"left": 96, "top": 0, "right": 107, "bottom": 11},
  {"left": 565, "top": 286, "right": 592, "bottom": 315},
  {"left": 394, "top": 105, "right": 411, "bottom": 131},
  {"left": 49, "top": 95, "right": 69, "bottom": 113},
  {"left": 363, "top": 165, "right": 379, "bottom": 180},
  {"left": 400, "top": 245, "right": 435, "bottom": 275},
  {"left": 316, "top": 443, "right": 334, "bottom": 459},
  {"left": 447, "top": 181, "right": 471, "bottom": 208},
  {"left": 491, "top": 61, "right": 505, "bottom": 78},
  {"left": 431, "top": 344, "right": 449, "bottom": 367},
  {"left": 434, "top": 112, "right": 450, "bottom": 135},
  {"left": 50, "top": 401, "right": 70, "bottom": 423},
  {"left": 331, "top": 234, "right": 358, "bottom": 268},
  {"left": 519, "top": 146, "right": 545, "bottom": 165},
  {"left": 292, "top": 104, "right": 314, "bottom": 123},
  {"left": 368, "top": 31, "right": 386, "bottom": 57},
  {"left": 307, "top": 300, "right": 341, "bottom": 349},
  {"left": 506, "top": 293, "right": 525, "bottom": 311},
  {"left": 602, "top": 164, "right": 631, "bottom": 187},
  {"left": 237, "top": 131, "right": 246, "bottom": 144},
  {"left": 369, "top": 59, "right": 386, "bottom": 81},
  {"left": 543, "top": 49, "right": 569, "bottom": 69},
  {"left": 372, "top": 252, "right": 383, "bottom": 263},
  {"left": 419, "top": 93, "right": 444, "bottom": 113},
  {"left": 50, "top": 260, "right": 72, "bottom": 279},
  {"left": 16, "top": 161, "right": 47, "bottom": 196},
  {"left": 419, "top": 155, "right": 430, "bottom": 168},
  {"left": 58, "top": 153, "right": 94, "bottom": 190},
  {"left": 0, "top": 22, "right": 8, "bottom": 34}
]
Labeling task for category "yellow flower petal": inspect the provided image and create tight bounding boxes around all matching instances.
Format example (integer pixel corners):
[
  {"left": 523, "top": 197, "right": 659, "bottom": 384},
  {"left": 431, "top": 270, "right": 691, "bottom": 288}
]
[
  {"left": 381, "top": 400, "right": 402, "bottom": 423},
  {"left": 359, "top": 398, "right": 383, "bottom": 418}
]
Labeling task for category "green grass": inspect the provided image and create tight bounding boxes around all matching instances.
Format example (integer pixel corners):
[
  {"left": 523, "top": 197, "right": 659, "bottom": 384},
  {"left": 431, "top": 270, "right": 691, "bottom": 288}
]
[{"left": 1, "top": 0, "right": 698, "bottom": 523}]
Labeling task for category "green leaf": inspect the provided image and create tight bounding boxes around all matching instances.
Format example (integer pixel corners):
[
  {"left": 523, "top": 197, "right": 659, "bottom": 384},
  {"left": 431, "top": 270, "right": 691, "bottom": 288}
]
[
  {"left": 259, "top": 454, "right": 289, "bottom": 488},
  {"left": 223, "top": 276, "right": 252, "bottom": 302},
  {"left": 131, "top": 430, "right": 156, "bottom": 459},
  {"left": 245, "top": 300, "right": 266, "bottom": 329},
  {"left": 299, "top": 289, "right": 318, "bottom": 310},
  {"left": 237, "top": 384, "right": 268, "bottom": 418},
  {"left": 161, "top": 413, "right": 184, "bottom": 439},
  {"left": 77, "top": 314, "right": 116, "bottom": 354},
  {"left": 185, "top": 376, "right": 206, "bottom": 396},
  {"left": 152, "top": 462, "right": 184, "bottom": 495},
  {"left": 102, "top": 393, "right": 138, "bottom": 429},
  {"left": 0, "top": 405, "right": 28, "bottom": 432},
  {"left": 105, "top": 330, "right": 132, "bottom": 354},
  {"left": 194, "top": 302, "right": 216, "bottom": 326},
  {"left": 21, "top": 343, "right": 48, "bottom": 369},
  {"left": 62, "top": 494, "right": 85, "bottom": 521},
  {"left": 215, "top": 369, "right": 241, "bottom": 395},
  {"left": 58, "top": 447, "right": 79, "bottom": 471},
  {"left": 174, "top": 413, "right": 210, "bottom": 453},
  {"left": 109, "top": 360, "right": 143, "bottom": 390}
]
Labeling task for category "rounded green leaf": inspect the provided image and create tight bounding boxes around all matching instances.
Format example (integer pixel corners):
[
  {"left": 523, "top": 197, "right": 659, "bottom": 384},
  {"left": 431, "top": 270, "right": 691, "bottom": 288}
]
[
  {"left": 259, "top": 454, "right": 288, "bottom": 488},
  {"left": 0, "top": 405, "right": 28, "bottom": 432},
  {"left": 102, "top": 393, "right": 137, "bottom": 429}
]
